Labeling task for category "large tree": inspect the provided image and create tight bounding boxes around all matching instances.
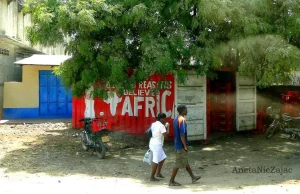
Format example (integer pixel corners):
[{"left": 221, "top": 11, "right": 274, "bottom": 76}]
[{"left": 24, "top": 0, "right": 300, "bottom": 97}]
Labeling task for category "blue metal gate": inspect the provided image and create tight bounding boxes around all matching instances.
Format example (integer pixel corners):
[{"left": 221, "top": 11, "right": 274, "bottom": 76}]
[{"left": 39, "top": 70, "right": 72, "bottom": 117}]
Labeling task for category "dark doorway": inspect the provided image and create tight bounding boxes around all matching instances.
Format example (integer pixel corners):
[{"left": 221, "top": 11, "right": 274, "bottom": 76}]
[{"left": 208, "top": 71, "right": 235, "bottom": 134}]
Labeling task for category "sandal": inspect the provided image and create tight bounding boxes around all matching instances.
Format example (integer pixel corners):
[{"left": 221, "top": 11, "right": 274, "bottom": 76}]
[
  {"left": 156, "top": 174, "right": 165, "bottom": 178},
  {"left": 168, "top": 181, "right": 181, "bottom": 186},
  {"left": 150, "top": 178, "right": 160, "bottom": 181},
  {"left": 192, "top": 176, "right": 201, "bottom": 183}
]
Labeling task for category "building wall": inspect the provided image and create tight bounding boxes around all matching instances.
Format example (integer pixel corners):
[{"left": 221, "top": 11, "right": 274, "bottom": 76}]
[
  {"left": 0, "top": 0, "right": 65, "bottom": 118},
  {"left": 0, "top": 0, "right": 8, "bottom": 35},
  {"left": 4, "top": 65, "right": 53, "bottom": 109},
  {"left": 2, "top": 65, "right": 69, "bottom": 119},
  {"left": 0, "top": 42, "right": 21, "bottom": 118},
  {"left": 0, "top": 0, "right": 64, "bottom": 54}
]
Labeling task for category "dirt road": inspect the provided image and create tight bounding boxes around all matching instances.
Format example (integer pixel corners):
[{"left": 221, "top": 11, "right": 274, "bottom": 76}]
[{"left": 0, "top": 122, "right": 299, "bottom": 194}]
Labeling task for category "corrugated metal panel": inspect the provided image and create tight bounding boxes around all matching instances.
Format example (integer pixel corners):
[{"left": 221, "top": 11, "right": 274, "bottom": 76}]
[
  {"left": 39, "top": 70, "right": 72, "bottom": 117},
  {"left": 72, "top": 97, "right": 85, "bottom": 129},
  {"left": 72, "top": 74, "right": 175, "bottom": 135},
  {"left": 236, "top": 74, "right": 256, "bottom": 131},
  {"left": 177, "top": 74, "right": 207, "bottom": 140}
]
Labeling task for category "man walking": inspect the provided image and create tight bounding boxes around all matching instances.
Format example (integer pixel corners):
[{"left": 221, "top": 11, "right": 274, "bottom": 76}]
[{"left": 169, "top": 104, "right": 201, "bottom": 186}]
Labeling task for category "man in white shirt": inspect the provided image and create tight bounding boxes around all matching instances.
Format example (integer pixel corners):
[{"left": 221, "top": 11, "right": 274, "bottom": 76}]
[{"left": 149, "top": 113, "right": 169, "bottom": 181}]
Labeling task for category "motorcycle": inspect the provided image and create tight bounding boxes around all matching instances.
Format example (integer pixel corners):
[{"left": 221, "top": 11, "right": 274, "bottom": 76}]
[
  {"left": 265, "top": 106, "right": 300, "bottom": 139},
  {"left": 79, "top": 112, "right": 111, "bottom": 159}
]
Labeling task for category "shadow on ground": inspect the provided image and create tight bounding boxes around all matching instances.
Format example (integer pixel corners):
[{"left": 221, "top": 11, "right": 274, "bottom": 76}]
[{"left": 0, "top": 123, "right": 299, "bottom": 191}]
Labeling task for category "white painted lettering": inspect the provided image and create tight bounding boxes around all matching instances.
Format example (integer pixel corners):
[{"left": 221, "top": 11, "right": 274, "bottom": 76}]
[
  {"left": 139, "top": 90, "right": 145, "bottom": 96},
  {"left": 146, "top": 97, "right": 155, "bottom": 117},
  {"left": 121, "top": 96, "right": 133, "bottom": 116},
  {"left": 168, "top": 81, "right": 172, "bottom": 89},
  {"left": 139, "top": 82, "right": 143, "bottom": 89},
  {"left": 156, "top": 93, "right": 160, "bottom": 116},
  {"left": 143, "top": 81, "right": 147, "bottom": 89},
  {"left": 134, "top": 96, "right": 144, "bottom": 116},
  {"left": 147, "top": 81, "right": 152, "bottom": 89},
  {"left": 145, "top": 90, "right": 151, "bottom": 96},
  {"left": 152, "top": 81, "right": 157, "bottom": 88}
]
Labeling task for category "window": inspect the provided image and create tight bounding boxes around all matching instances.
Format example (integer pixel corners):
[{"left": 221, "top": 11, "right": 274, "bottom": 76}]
[{"left": 0, "top": 48, "right": 9, "bottom": 56}]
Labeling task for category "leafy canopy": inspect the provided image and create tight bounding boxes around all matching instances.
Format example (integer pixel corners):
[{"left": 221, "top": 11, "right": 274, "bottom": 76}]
[{"left": 24, "top": 0, "right": 300, "bottom": 97}]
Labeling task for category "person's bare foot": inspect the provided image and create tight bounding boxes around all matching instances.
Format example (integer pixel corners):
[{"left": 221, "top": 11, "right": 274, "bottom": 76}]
[{"left": 192, "top": 176, "right": 201, "bottom": 183}]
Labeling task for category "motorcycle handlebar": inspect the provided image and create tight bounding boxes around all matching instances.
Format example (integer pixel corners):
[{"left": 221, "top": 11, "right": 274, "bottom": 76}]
[
  {"left": 79, "top": 118, "right": 94, "bottom": 122},
  {"left": 79, "top": 118, "right": 109, "bottom": 123}
]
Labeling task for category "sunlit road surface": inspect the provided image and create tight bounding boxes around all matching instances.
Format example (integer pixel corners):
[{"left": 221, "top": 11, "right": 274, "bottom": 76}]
[
  {"left": 0, "top": 173, "right": 299, "bottom": 194},
  {"left": 1, "top": 123, "right": 299, "bottom": 194}
]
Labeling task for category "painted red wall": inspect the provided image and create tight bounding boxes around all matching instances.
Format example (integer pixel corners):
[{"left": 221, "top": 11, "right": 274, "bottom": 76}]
[{"left": 72, "top": 74, "right": 175, "bottom": 136}]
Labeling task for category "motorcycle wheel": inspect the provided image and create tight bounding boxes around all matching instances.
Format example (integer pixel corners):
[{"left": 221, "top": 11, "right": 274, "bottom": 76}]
[
  {"left": 95, "top": 142, "right": 106, "bottom": 159},
  {"left": 265, "top": 125, "right": 276, "bottom": 139},
  {"left": 80, "top": 132, "right": 89, "bottom": 151}
]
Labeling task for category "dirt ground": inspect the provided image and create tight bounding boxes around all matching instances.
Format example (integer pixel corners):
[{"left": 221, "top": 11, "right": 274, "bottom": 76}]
[{"left": 0, "top": 122, "right": 299, "bottom": 194}]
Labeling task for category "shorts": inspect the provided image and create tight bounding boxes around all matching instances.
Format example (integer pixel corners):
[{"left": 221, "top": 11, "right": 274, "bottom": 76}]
[{"left": 175, "top": 149, "right": 189, "bottom": 169}]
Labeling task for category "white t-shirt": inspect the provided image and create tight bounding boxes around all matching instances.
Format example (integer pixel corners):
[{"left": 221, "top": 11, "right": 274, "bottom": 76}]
[{"left": 149, "top": 121, "right": 167, "bottom": 146}]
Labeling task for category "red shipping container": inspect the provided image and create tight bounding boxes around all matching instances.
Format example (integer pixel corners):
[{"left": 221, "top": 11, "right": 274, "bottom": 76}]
[
  {"left": 72, "top": 74, "right": 175, "bottom": 136},
  {"left": 219, "top": 120, "right": 232, "bottom": 126},
  {"left": 72, "top": 97, "right": 86, "bottom": 129},
  {"left": 220, "top": 84, "right": 232, "bottom": 92},
  {"left": 211, "top": 123, "right": 232, "bottom": 132},
  {"left": 219, "top": 100, "right": 233, "bottom": 106},
  {"left": 296, "top": 92, "right": 300, "bottom": 98},
  {"left": 210, "top": 116, "right": 233, "bottom": 131},
  {"left": 211, "top": 88, "right": 232, "bottom": 95},
  {"left": 281, "top": 104, "right": 293, "bottom": 114},
  {"left": 281, "top": 95, "right": 293, "bottom": 103},
  {"left": 287, "top": 91, "right": 297, "bottom": 97},
  {"left": 211, "top": 104, "right": 233, "bottom": 112},
  {"left": 219, "top": 93, "right": 232, "bottom": 100},
  {"left": 256, "top": 119, "right": 264, "bottom": 134},
  {"left": 211, "top": 112, "right": 233, "bottom": 120}
]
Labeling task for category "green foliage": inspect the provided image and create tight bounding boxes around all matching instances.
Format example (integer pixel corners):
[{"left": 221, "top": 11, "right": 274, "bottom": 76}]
[
  {"left": 215, "top": 35, "right": 300, "bottom": 87},
  {"left": 25, "top": 0, "right": 300, "bottom": 97}
]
